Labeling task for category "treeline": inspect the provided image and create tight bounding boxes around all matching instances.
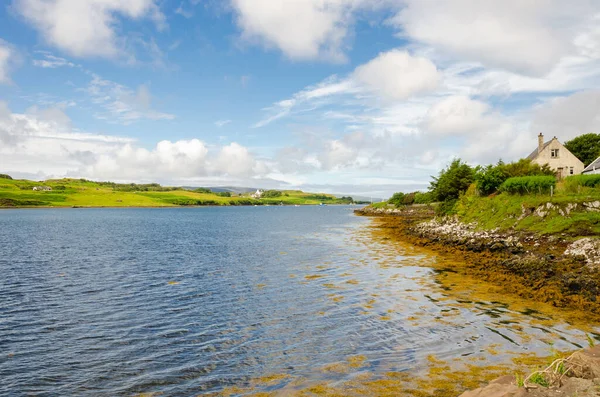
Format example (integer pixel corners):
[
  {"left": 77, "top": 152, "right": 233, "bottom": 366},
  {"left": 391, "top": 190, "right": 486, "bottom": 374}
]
[{"left": 387, "top": 158, "right": 562, "bottom": 214}]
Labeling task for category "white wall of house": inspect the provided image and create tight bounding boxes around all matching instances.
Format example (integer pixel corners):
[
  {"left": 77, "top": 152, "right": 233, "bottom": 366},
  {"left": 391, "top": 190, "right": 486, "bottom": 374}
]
[{"left": 531, "top": 138, "right": 585, "bottom": 177}]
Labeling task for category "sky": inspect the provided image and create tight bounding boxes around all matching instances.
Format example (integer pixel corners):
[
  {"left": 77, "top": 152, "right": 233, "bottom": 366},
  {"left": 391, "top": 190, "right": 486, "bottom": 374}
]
[{"left": 1, "top": 0, "right": 600, "bottom": 197}]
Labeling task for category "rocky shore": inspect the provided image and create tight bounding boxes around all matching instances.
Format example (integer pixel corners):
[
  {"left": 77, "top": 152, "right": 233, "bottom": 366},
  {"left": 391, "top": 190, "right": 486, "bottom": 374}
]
[
  {"left": 355, "top": 205, "right": 600, "bottom": 314},
  {"left": 459, "top": 346, "right": 600, "bottom": 397},
  {"left": 356, "top": 204, "right": 600, "bottom": 396}
]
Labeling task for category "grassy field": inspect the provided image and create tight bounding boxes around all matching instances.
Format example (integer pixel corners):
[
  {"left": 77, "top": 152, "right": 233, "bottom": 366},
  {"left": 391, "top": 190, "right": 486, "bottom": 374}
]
[
  {"left": 0, "top": 177, "right": 353, "bottom": 208},
  {"left": 454, "top": 182, "right": 600, "bottom": 236}
]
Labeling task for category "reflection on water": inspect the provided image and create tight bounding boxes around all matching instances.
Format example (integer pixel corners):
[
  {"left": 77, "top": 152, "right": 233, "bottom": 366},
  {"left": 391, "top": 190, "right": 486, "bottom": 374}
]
[{"left": 0, "top": 207, "right": 597, "bottom": 396}]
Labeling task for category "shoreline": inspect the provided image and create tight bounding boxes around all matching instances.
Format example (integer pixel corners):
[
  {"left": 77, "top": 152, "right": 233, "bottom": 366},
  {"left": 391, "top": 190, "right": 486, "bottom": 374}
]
[
  {"left": 0, "top": 203, "right": 358, "bottom": 210},
  {"left": 355, "top": 205, "right": 600, "bottom": 316},
  {"left": 356, "top": 205, "right": 600, "bottom": 396}
]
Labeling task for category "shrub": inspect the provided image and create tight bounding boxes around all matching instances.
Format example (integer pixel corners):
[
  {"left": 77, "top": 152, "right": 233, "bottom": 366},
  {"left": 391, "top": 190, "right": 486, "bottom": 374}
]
[
  {"left": 430, "top": 159, "right": 475, "bottom": 202},
  {"left": 216, "top": 191, "right": 231, "bottom": 197},
  {"left": 476, "top": 163, "right": 508, "bottom": 196},
  {"left": 436, "top": 199, "right": 458, "bottom": 215},
  {"left": 262, "top": 190, "right": 283, "bottom": 198},
  {"left": 475, "top": 159, "right": 555, "bottom": 196},
  {"left": 565, "top": 174, "right": 600, "bottom": 188},
  {"left": 402, "top": 192, "right": 416, "bottom": 205},
  {"left": 413, "top": 191, "right": 434, "bottom": 204},
  {"left": 0, "top": 174, "right": 12, "bottom": 180},
  {"left": 499, "top": 176, "right": 556, "bottom": 195},
  {"left": 194, "top": 187, "right": 212, "bottom": 194},
  {"left": 388, "top": 192, "right": 405, "bottom": 207}
]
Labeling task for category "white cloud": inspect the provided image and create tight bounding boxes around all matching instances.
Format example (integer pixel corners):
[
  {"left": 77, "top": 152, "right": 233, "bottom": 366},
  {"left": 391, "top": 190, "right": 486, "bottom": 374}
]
[
  {"left": 86, "top": 75, "right": 175, "bottom": 124},
  {"left": 230, "top": 0, "right": 396, "bottom": 62},
  {"left": 215, "top": 119, "right": 232, "bottom": 127},
  {"left": 0, "top": 101, "right": 270, "bottom": 184},
  {"left": 353, "top": 50, "right": 440, "bottom": 100},
  {"left": 422, "top": 95, "right": 490, "bottom": 135},
  {"left": 231, "top": 0, "right": 352, "bottom": 61},
  {"left": 392, "top": 0, "right": 600, "bottom": 76},
  {"left": 0, "top": 40, "right": 14, "bottom": 84},
  {"left": 15, "top": 0, "right": 166, "bottom": 58},
  {"left": 32, "top": 52, "right": 76, "bottom": 68},
  {"left": 531, "top": 90, "right": 600, "bottom": 141},
  {"left": 254, "top": 49, "right": 438, "bottom": 127}
]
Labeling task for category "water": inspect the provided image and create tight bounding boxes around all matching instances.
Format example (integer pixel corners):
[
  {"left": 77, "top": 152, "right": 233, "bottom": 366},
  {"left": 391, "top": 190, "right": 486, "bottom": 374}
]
[{"left": 0, "top": 206, "right": 596, "bottom": 396}]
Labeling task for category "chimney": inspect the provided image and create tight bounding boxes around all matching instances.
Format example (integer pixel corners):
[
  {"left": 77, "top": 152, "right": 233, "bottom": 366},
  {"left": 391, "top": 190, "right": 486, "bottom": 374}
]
[{"left": 538, "top": 133, "right": 544, "bottom": 153}]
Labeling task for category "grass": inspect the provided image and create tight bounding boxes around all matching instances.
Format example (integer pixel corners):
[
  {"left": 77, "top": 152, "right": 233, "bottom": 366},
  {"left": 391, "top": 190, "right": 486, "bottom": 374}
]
[
  {"left": 453, "top": 181, "right": 600, "bottom": 236},
  {"left": 0, "top": 178, "right": 353, "bottom": 208}
]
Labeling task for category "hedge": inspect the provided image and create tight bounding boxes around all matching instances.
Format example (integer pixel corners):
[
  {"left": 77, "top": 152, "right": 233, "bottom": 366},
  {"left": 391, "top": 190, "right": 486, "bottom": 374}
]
[{"left": 499, "top": 176, "right": 556, "bottom": 195}]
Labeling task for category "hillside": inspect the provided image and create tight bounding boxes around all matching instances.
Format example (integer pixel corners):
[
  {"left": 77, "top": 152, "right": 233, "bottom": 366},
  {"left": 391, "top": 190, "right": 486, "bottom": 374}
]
[{"left": 0, "top": 177, "right": 353, "bottom": 208}]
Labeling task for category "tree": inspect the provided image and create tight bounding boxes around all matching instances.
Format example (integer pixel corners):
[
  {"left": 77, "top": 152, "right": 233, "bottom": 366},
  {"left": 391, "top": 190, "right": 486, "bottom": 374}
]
[
  {"left": 388, "top": 192, "right": 405, "bottom": 207},
  {"left": 0, "top": 174, "right": 12, "bottom": 180},
  {"left": 475, "top": 159, "right": 554, "bottom": 196},
  {"left": 564, "top": 133, "right": 600, "bottom": 166},
  {"left": 430, "top": 159, "right": 475, "bottom": 202}
]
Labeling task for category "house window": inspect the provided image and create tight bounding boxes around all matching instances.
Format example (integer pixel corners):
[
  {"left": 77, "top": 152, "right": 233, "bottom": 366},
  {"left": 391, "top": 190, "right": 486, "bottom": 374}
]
[
  {"left": 551, "top": 149, "right": 559, "bottom": 158},
  {"left": 570, "top": 167, "right": 574, "bottom": 175}
]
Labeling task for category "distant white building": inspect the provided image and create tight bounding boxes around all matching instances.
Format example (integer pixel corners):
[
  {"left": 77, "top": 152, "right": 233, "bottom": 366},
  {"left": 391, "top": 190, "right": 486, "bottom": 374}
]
[
  {"left": 583, "top": 157, "right": 600, "bottom": 175},
  {"left": 33, "top": 186, "right": 52, "bottom": 191},
  {"left": 251, "top": 189, "right": 263, "bottom": 199}
]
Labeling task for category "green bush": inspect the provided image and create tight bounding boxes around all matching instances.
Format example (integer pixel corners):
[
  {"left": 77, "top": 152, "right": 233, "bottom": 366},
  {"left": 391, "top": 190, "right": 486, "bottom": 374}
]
[
  {"left": 499, "top": 176, "right": 556, "bottom": 195},
  {"left": 565, "top": 174, "right": 600, "bottom": 188},
  {"left": 0, "top": 174, "right": 12, "bottom": 180},
  {"left": 430, "top": 159, "right": 475, "bottom": 202},
  {"left": 193, "top": 187, "right": 212, "bottom": 194},
  {"left": 262, "top": 190, "right": 283, "bottom": 198},
  {"left": 475, "top": 159, "right": 555, "bottom": 196},
  {"left": 388, "top": 192, "right": 405, "bottom": 207},
  {"left": 216, "top": 191, "right": 231, "bottom": 197},
  {"left": 436, "top": 199, "right": 458, "bottom": 215},
  {"left": 413, "top": 191, "right": 434, "bottom": 204}
]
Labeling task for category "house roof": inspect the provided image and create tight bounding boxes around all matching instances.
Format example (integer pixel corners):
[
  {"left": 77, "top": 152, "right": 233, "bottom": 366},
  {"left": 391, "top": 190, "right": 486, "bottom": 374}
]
[
  {"left": 583, "top": 156, "right": 600, "bottom": 173},
  {"left": 526, "top": 141, "right": 552, "bottom": 160}
]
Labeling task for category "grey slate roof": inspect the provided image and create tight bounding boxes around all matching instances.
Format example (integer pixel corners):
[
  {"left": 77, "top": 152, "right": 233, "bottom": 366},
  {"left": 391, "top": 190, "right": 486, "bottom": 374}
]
[
  {"left": 526, "top": 141, "right": 552, "bottom": 160},
  {"left": 583, "top": 156, "right": 600, "bottom": 173}
]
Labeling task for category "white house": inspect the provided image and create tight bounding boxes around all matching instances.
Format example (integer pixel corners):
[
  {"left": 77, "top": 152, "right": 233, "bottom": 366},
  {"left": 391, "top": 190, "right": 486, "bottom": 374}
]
[
  {"left": 251, "top": 189, "right": 262, "bottom": 199},
  {"left": 583, "top": 157, "right": 600, "bottom": 175},
  {"left": 526, "top": 133, "right": 584, "bottom": 178}
]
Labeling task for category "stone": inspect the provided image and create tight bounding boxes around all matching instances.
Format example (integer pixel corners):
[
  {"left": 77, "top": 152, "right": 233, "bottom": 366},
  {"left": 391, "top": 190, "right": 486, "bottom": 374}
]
[
  {"left": 568, "top": 345, "right": 600, "bottom": 379},
  {"left": 565, "top": 238, "right": 600, "bottom": 268}
]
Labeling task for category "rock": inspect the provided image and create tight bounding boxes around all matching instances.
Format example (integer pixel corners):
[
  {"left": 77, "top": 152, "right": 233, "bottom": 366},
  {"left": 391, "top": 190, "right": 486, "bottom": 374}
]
[
  {"left": 568, "top": 345, "right": 600, "bottom": 379},
  {"left": 565, "top": 238, "right": 600, "bottom": 268}
]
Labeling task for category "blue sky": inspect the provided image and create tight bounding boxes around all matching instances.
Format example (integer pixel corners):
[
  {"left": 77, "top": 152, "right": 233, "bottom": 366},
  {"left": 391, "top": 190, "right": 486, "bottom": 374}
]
[{"left": 1, "top": 1, "right": 600, "bottom": 197}]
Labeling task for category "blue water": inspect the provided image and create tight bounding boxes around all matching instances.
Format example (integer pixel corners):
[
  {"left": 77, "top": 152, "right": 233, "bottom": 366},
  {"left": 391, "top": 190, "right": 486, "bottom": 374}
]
[{"left": 0, "top": 207, "right": 596, "bottom": 396}]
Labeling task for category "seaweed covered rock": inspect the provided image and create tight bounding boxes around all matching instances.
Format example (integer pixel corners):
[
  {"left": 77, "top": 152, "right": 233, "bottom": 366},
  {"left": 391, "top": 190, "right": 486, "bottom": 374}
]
[{"left": 565, "top": 238, "right": 600, "bottom": 268}]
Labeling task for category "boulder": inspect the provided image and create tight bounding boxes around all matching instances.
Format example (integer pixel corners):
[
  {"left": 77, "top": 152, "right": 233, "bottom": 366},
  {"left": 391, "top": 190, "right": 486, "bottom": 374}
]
[{"left": 568, "top": 345, "right": 600, "bottom": 379}]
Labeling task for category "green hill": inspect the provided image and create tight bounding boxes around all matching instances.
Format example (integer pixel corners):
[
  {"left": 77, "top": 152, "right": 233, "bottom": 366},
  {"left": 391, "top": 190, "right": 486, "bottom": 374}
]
[{"left": 0, "top": 177, "right": 353, "bottom": 208}]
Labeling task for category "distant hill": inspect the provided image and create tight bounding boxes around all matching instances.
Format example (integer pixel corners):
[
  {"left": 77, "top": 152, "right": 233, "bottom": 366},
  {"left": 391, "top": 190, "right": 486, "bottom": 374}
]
[{"left": 182, "top": 186, "right": 257, "bottom": 194}]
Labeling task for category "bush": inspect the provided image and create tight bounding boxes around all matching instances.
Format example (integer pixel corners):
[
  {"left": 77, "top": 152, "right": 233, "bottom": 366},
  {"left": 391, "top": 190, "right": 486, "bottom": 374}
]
[
  {"left": 262, "top": 190, "right": 283, "bottom": 198},
  {"left": 388, "top": 192, "right": 405, "bottom": 207},
  {"left": 0, "top": 174, "right": 12, "bottom": 180},
  {"left": 430, "top": 159, "right": 475, "bottom": 202},
  {"left": 413, "top": 191, "right": 434, "bottom": 204},
  {"left": 193, "top": 187, "right": 212, "bottom": 194},
  {"left": 565, "top": 174, "right": 600, "bottom": 188},
  {"left": 216, "top": 191, "right": 231, "bottom": 197},
  {"left": 499, "top": 176, "right": 556, "bottom": 195},
  {"left": 436, "top": 199, "right": 458, "bottom": 215},
  {"left": 402, "top": 192, "right": 415, "bottom": 205},
  {"left": 475, "top": 159, "right": 555, "bottom": 196}
]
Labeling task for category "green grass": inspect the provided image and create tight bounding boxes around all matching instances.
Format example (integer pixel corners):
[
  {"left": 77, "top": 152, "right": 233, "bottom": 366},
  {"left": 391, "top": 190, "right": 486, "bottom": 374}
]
[
  {"left": 0, "top": 178, "right": 352, "bottom": 208},
  {"left": 453, "top": 182, "right": 600, "bottom": 236}
]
